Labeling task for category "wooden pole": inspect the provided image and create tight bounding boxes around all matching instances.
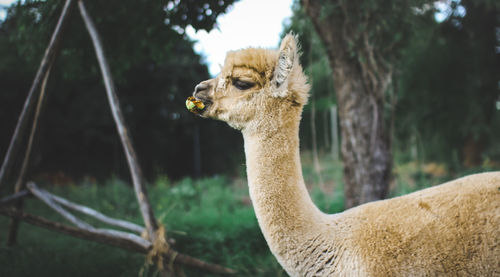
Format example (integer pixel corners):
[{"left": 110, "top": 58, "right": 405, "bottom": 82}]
[
  {"left": 323, "top": 110, "right": 330, "bottom": 149},
  {"left": 0, "top": 190, "right": 30, "bottom": 207},
  {"left": 76, "top": 4, "right": 236, "bottom": 274},
  {"left": 46, "top": 189, "right": 145, "bottom": 234},
  {"left": 77, "top": 0, "right": 158, "bottom": 240},
  {"left": 6, "top": 62, "right": 53, "bottom": 246},
  {"left": 330, "top": 105, "right": 339, "bottom": 161},
  {"left": 28, "top": 182, "right": 94, "bottom": 230},
  {"left": 0, "top": 208, "right": 149, "bottom": 253},
  {"left": 0, "top": 0, "right": 75, "bottom": 188},
  {"left": 27, "top": 182, "right": 150, "bottom": 248}
]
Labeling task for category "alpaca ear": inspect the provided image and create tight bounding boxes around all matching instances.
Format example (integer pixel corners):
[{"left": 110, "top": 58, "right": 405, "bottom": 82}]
[{"left": 271, "top": 34, "right": 298, "bottom": 98}]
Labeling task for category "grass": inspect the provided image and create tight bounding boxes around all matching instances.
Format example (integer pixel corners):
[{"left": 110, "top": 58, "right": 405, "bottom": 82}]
[
  {"left": 0, "top": 176, "right": 285, "bottom": 277},
  {"left": 1, "top": 152, "right": 495, "bottom": 276}
]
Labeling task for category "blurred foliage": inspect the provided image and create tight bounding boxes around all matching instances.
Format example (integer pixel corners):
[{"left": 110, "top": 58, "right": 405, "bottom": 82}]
[
  {"left": 315, "top": 0, "right": 429, "bottom": 65},
  {"left": 0, "top": 0, "right": 242, "bottom": 182},
  {"left": 164, "top": 0, "right": 235, "bottom": 32},
  {"left": 395, "top": 0, "right": 500, "bottom": 169}
]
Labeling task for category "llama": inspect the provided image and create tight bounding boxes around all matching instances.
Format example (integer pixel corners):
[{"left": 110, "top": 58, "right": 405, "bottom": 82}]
[{"left": 188, "top": 34, "right": 500, "bottom": 276}]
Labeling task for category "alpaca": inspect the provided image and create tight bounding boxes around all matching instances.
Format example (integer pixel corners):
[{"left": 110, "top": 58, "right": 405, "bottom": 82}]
[{"left": 188, "top": 34, "right": 500, "bottom": 276}]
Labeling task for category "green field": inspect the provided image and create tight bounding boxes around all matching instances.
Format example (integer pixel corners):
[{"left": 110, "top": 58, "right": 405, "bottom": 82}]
[{"left": 0, "top": 154, "right": 491, "bottom": 276}]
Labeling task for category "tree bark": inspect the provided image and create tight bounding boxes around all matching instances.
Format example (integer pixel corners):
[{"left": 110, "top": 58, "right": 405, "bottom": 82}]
[
  {"left": 302, "top": 0, "right": 392, "bottom": 208},
  {"left": 334, "top": 67, "right": 391, "bottom": 208}
]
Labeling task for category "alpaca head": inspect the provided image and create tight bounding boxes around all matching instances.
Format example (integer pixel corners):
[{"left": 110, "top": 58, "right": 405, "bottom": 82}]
[{"left": 191, "top": 34, "right": 310, "bottom": 133}]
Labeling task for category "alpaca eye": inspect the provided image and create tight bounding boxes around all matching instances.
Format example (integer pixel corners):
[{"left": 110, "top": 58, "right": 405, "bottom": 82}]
[{"left": 233, "top": 79, "right": 255, "bottom": 90}]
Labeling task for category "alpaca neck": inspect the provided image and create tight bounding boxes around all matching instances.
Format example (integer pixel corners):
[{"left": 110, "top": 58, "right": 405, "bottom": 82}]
[{"left": 242, "top": 118, "right": 326, "bottom": 260}]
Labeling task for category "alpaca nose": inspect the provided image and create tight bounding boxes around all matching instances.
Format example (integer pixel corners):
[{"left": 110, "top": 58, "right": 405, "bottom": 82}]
[{"left": 193, "top": 82, "right": 210, "bottom": 97}]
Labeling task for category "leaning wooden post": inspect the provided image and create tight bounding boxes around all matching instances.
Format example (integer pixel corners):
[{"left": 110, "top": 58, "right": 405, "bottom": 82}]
[
  {"left": 330, "top": 105, "right": 339, "bottom": 161},
  {"left": 6, "top": 65, "right": 52, "bottom": 246},
  {"left": 77, "top": 0, "right": 158, "bottom": 240},
  {"left": 0, "top": 0, "right": 76, "bottom": 189}
]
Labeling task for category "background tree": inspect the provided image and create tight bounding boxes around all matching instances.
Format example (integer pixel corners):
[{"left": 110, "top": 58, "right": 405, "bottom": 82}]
[
  {"left": 299, "top": 0, "right": 499, "bottom": 209},
  {"left": 0, "top": 0, "right": 241, "bottom": 183},
  {"left": 301, "top": 0, "right": 424, "bottom": 208}
]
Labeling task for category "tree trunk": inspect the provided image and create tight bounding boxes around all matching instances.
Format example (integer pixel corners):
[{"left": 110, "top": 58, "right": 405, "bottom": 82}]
[
  {"left": 302, "top": 0, "right": 392, "bottom": 208},
  {"left": 462, "top": 135, "right": 484, "bottom": 168},
  {"left": 334, "top": 64, "right": 391, "bottom": 208}
]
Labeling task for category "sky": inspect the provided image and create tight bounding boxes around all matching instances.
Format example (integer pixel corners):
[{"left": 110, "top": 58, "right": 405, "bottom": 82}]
[
  {"left": 0, "top": 0, "right": 294, "bottom": 77},
  {"left": 0, "top": 0, "right": 14, "bottom": 20},
  {"left": 185, "top": 0, "right": 294, "bottom": 76}
]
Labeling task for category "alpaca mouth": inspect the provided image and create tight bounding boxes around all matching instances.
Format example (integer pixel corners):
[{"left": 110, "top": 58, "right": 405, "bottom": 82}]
[
  {"left": 194, "top": 96, "right": 212, "bottom": 106},
  {"left": 186, "top": 96, "right": 212, "bottom": 116}
]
